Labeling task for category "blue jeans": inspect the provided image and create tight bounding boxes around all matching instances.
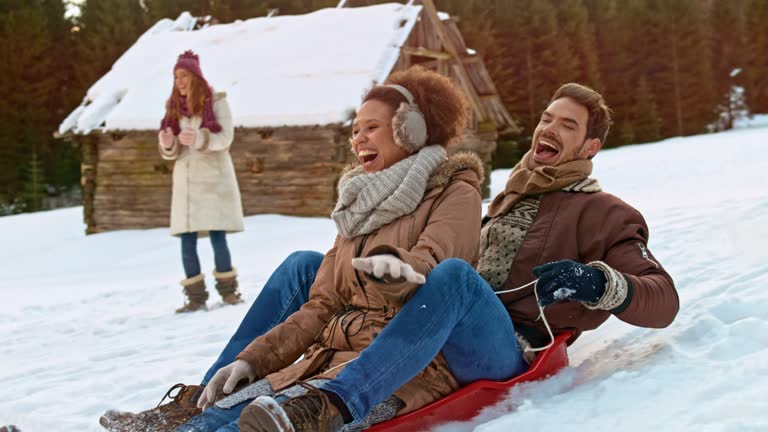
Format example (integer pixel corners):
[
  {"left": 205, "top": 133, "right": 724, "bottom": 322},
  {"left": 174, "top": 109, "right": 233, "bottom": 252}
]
[
  {"left": 187, "top": 256, "right": 525, "bottom": 429},
  {"left": 177, "top": 399, "right": 250, "bottom": 432},
  {"left": 321, "top": 258, "right": 527, "bottom": 422},
  {"left": 180, "top": 251, "right": 324, "bottom": 432},
  {"left": 180, "top": 231, "right": 233, "bottom": 279},
  {"left": 201, "top": 251, "right": 324, "bottom": 385}
]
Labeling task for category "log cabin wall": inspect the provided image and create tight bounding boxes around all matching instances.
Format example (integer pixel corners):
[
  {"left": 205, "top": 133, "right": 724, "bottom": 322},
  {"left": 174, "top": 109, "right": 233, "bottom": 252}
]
[
  {"left": 82, "top": 125, "right": 355, "bottom": 234},
  {"left": 80, "top": 135, "right": 99, "bottom": 233},
  {"left": 84, "top": 131, "right": 172, "bottom": 233},
  {"left": 81, "top": 122, "right": 494, "bottom": 234},
  {"left": 232, "top": 126, "right": 355, "bottom": 217}
]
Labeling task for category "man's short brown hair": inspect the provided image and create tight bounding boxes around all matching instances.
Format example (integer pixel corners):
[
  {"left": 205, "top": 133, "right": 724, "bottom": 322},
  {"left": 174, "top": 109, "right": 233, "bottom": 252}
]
[{"left": 550, "top": 83, "right": 613, "bottom": 145}]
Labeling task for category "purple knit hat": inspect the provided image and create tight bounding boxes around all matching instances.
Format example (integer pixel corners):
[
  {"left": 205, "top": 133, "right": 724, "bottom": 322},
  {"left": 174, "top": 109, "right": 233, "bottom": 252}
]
[
  {"left": 174, "top": 50, "right": 205, "bottom": 79},
  {"left": 160, "top": 50, "right": 222, "bottom": 135}
]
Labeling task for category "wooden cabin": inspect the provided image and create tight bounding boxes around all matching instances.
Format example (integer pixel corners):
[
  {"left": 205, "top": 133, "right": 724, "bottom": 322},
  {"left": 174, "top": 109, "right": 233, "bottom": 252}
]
[{"left": 58, "top": 1, "right": 517, "bottom": 234}]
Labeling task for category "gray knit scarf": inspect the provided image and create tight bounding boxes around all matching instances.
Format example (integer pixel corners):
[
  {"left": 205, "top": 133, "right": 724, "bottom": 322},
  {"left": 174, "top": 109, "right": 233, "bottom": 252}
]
[{"left": 331, "top": 145, "right": 446, "bottom": 238}]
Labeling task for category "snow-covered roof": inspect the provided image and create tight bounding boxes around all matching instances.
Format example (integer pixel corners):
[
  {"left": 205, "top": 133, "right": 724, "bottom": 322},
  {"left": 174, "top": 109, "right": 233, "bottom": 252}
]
[{"left": 59, "top": 4, "right": 422, "bottom": 135}]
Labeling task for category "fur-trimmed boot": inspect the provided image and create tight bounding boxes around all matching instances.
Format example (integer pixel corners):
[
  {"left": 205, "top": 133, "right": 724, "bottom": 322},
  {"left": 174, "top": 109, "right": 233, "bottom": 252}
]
[
  {"left": 99, "top": 383, "right": 203, "bottom": 432},
  {"left": 214, "top": 267, "right": 244, "bottom": 305},
  {"left": 175, "top": 274, "right": 209, "bottom": 313}
]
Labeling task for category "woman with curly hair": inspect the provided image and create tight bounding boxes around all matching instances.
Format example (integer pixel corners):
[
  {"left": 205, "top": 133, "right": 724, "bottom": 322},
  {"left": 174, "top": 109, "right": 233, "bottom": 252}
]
[
  {"left": 158, "top": 51, "right": 245, "bottom": 313},
  {"left": 100, "top": 66, "right": 513, "bottom": 432}
]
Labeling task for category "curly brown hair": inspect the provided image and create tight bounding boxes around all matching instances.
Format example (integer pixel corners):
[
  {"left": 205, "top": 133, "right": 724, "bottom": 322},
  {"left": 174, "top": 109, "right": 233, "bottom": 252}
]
[
  {"left": 165, "top": 73, "right": 209, "bottom": 119},
  {"left": 363, "top": 66, "right": 468, "bottom": 146}
]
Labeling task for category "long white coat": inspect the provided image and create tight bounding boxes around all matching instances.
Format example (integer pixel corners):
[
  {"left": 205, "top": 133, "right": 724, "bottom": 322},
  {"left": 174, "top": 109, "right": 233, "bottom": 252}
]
[{"left": 159, "top": 92, "right": 244, "bottom": 236}]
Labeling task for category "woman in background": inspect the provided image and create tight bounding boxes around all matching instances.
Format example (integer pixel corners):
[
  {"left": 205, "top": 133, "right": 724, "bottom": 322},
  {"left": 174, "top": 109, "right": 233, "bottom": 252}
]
[{"left": 158, "top": 50, "right": 245, "bottom": 313}]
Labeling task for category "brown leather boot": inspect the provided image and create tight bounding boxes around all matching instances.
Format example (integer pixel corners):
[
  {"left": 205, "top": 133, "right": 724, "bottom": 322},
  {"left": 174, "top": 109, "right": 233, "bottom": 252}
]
[
  {"left": 239, "top": 383, "right": 344, "bottom": 432},
  {"left": 214, "top": 268, "right": 244, "bottom": 306},
  {"left": 99, "top": 383, "right": 203, "bottom": 432},
  {"left": 176, "top": 274, "right": 208, "bottom": 313}
]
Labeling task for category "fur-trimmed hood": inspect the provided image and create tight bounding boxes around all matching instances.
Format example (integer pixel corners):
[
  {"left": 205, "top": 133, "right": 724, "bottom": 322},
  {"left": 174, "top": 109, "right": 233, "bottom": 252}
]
[{"left": 425, "top": 151, "right": 484, "bottom": 193}]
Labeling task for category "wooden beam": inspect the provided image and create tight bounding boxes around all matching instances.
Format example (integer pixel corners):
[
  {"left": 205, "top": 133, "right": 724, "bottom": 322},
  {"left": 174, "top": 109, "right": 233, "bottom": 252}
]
[
  {"left": 420, "top": 0, "right": 487, "bottom": 121},
  {"left": 402, "top": 46, "right": 452, "bottom": 60},
  {"left": 437, "top": 58, "right": 449, "bottom": 76}
]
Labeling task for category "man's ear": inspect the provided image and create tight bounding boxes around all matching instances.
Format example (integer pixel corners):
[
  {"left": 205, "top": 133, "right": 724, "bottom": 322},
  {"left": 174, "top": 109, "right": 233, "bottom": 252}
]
[{"left": 584, "top": 138, "right": 602, "bottom": 159}]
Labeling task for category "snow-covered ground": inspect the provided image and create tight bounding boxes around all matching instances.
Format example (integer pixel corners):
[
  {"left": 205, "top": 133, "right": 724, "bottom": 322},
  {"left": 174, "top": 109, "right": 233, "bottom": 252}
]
[
  {"left": 734, "top": 113, "right": 768, "bottom": 130},
  {"left": 2, "top": 127, "right": 767, "bottom": 431}
]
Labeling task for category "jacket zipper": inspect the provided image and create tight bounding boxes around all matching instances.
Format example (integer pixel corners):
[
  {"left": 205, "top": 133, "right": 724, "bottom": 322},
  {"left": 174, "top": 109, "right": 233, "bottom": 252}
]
[{"left": 636, "top": 242, "right": 659, "bottom": 268}]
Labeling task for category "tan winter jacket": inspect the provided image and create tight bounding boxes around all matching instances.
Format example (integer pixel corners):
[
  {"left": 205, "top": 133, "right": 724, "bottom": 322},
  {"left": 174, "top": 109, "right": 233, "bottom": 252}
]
[
  {"left": 158, "top": 92, "right": 244, "bottom": 236},
  {"left": 237, "top": 153, "right": 484, "bottom": 414}
]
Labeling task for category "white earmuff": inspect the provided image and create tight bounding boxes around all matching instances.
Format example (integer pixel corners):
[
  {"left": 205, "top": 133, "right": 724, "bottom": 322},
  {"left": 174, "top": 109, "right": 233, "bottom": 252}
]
[{"left": 385, "top": 84, "right": 428, "bottom": 153}]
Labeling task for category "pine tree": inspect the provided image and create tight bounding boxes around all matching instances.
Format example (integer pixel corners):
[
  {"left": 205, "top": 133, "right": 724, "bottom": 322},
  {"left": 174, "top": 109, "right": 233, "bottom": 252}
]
[
  {"left": 209, "top": 0, "right": 272, "bottom": 23},
  {"left": 632, "top": 76, "right": 662, "bottom": 143},
  {"left": 745, "top": 0, "right": 768, "bottom": 113},
  {"left": 710, "top": 0, "right": 749, "bottom": 129},
  {"left": 584, "top": 0, "right": 636, "bottom": 146},
  {"left": 74, "top": 0, "right": 149, "bottom": 94},
  {"left": 641, "top": 0, "right": 715, "bottom": 137},
  {"left": 439, "top": 0, "right": 497, "bottom": 59},
  {"left": 493, "top": 0, "right": 564, "bottom": 139},
  {"left": 0, "top": 0, "right": 56, "bottom": 205},
  {"left": 144, "top": 0, "right": 206, "bottom": 23},
  {"left": 554, "top": 0, "right": 602, "bottom": 89},
  {"left": 41, "top": 0, "right": 81, "bottom": 193}
]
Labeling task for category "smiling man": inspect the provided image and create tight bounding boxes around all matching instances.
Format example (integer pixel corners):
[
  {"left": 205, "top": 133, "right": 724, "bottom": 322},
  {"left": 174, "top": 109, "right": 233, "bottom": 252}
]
[
  {"left": 475, "top": 83, "right": 678, "bottom": 357},
  {"left": 532, "top": 94, "right": 602, "bottom": 165}
]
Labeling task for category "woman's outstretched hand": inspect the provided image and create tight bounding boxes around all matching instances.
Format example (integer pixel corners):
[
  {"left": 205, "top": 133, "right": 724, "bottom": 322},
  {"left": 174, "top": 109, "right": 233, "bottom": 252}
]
[
  {"left": 352, "top": 254, "right": 426, "bottom": 284},
  {"left": 197, "top": 359, "right": 256, "bottom": 410},
  {"left": 158, "top": 128, "right": 174, "bottom": 149}
]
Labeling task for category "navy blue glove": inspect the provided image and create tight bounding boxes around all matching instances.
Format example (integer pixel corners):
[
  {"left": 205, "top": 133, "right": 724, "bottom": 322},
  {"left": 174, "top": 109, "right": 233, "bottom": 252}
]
[{"left": 532, "top": 260, "right": 606, "bottom": 307}]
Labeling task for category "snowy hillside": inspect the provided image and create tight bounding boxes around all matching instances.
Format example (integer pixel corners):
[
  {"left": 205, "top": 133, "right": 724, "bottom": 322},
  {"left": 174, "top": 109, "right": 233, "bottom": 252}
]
[{"left": 2, "top": 127, "right": 767, "bottom": 431}]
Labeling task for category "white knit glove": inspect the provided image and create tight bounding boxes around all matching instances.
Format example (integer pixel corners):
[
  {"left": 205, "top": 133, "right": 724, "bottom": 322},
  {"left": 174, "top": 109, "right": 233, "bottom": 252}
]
[
  {"left": 352, "top": 254, "right": 426, "bottom": 284},
  {"left": 197, "top": 359, "right": 256, "bottom": 410}
]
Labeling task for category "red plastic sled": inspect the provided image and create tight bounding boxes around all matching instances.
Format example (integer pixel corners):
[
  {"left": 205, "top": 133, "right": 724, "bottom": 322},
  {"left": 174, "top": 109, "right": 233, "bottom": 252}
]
[{"left": 367, "top": 331, "right": 572, "bottom": 432}]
